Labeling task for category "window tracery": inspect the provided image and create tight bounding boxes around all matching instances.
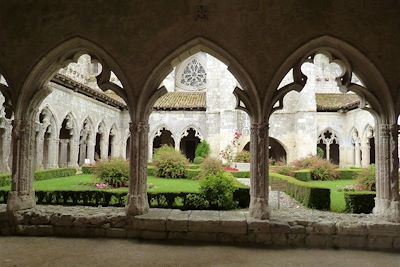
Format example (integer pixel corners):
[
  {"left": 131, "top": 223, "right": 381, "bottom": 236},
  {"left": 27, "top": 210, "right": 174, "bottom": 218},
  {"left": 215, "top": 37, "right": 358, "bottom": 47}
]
[{"left": 180, "top": 58, "right": 207, "bottom": 89}]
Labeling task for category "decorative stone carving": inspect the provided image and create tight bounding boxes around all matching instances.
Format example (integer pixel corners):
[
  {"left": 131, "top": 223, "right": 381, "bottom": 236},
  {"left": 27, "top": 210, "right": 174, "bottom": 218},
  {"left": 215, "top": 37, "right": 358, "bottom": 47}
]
[{"left": 180, "top": 58, "right": 207, "bottom": 89}]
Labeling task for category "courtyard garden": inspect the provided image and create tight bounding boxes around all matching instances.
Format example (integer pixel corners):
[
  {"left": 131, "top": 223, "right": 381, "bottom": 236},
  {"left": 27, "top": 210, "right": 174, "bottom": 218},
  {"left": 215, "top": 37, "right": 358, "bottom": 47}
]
[{"left": 0, "top": 145, "right": 378, "bottom": 214}]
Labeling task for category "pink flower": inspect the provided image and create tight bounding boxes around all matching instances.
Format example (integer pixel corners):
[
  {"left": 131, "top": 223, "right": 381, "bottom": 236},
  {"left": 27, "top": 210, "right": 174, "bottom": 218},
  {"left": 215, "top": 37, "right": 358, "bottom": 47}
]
[{"left": 96, "top": 183, "right": 108, "bottom": 189}]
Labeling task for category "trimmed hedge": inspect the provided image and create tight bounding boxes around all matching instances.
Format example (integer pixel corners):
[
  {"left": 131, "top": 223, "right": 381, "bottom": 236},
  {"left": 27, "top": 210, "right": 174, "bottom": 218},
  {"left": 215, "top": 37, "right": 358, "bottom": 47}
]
[
  {"left": 186, "top": 169, "right": 201, "bottom": 179},
  {"left": 230, "top": 171, "right": 250, "bottom": 178},
  {"left": 0, "top": 186, "right": 250, "bottom": 210},
  {"left": 271, "top": 173, "right": 330, "bottom": 210},
  {"left": 293, "top": 169, "right": 312, "bottom": 181},
  {"left": 81, "top": 165, "right": 95, "bottom": 174},
  {"left": 0, "top": 168, "right": 76, "bottom": 187},
  {"left": 344, "top": 191, "right": 375, "bottom": 214}
]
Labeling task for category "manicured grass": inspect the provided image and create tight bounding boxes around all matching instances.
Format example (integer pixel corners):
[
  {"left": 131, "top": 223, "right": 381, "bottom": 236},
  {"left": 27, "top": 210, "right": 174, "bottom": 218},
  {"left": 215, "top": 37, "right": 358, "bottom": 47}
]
[{"left": 307, "top": 179, "right": 355, "bottom": 212}]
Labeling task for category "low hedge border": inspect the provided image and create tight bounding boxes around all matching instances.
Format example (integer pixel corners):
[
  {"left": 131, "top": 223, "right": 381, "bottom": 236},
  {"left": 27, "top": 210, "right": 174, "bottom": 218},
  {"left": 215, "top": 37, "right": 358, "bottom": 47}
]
[
  {"left": 270, "top": 173, "right": 330, "bottom": 210},
  {"left": 0, "top": 168, "right": 76, "bottom": 187},
  {"left": 292, "top": 168, "right": 362, "bottom": 181},
  {"left": 0, "top": 186, "right": 250, "bottom": 210},
  {"left": 344, "top": 191, "right": 375, "bottom": 214}
]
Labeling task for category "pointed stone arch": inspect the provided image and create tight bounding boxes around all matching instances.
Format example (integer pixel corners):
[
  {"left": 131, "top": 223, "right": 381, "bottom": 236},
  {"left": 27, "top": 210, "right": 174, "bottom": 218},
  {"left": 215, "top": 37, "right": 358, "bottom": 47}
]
[
  {"left": 78, "top": 117, "right": 95, "bottom": 165},
  {"left": 317, "top": 128, "right": 341, "bottom": 165},
  {"left": 108, "top": 123, "right": 119, "bottom": 158},
  {"left": 36, "top": 106, "right": 59, "bottom": 169}
]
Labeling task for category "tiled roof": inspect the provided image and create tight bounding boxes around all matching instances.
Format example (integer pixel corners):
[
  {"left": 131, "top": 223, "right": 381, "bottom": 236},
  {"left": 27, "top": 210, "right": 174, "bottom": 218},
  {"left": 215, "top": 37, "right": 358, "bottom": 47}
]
[
  {"left": 51, "top": 73, "right": 127, "bottom": 109},
  {"left": 316, "top": 93, "right": 360, "bottom": 112},
  {"left": 153, "top": 92, "right": 206, "bottom": 111}
]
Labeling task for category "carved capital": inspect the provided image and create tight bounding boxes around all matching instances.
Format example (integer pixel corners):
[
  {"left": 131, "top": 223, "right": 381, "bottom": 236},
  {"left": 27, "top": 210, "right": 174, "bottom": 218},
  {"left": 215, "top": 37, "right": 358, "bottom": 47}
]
[{"left": 129, "top": 121, "right": 149, "bottom": 136}]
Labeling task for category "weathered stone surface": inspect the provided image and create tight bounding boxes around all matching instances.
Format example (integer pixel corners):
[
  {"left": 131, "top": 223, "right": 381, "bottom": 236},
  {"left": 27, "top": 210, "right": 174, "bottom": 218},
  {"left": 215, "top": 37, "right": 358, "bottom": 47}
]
[
  {"left": 16, "top": 225, "right": 53, "bottom": 236},
  {"left": 219, "top": 211, "right": 247, "bottom": 234},
  {"left": 247, "top": 219, "right": 270, "bottom": 233},
  {"left": 312, "top": 221, "right": 336, "bottom": 235},
  {"left": 368, "top": 237, "right": 394, "bottom": 250},
  {"left": 130, "top": 209, "right": 171, "bottom": 231},
  {"left": 106, "top": 228, "right": 127, "bottom": 238},
  {"left": 333, "top": 235, "right": 367, "bottom": 249},
  {"left": 51, "top": 214, "right": 75, "bottom": 226},
  {"left": 166, "top": 209, "right": 190, "bottom": 232},
  {"left": 366, "top": 223, "right": 400, "bottom": 237},
  {"left": 186, "top": 232, "right": 218, "bottom": 242},
  {"left": 336, "top": 221, "right": 367, "bottom": 236},
  {"left": 140, "top": 230, "right": 168, "bottom": 240},
  {"left": 270, "top": 221, "right": 290, "bottom": 234},
  {"left": 305, "top": 234, "right": 333, "bottom": 248},
  {"left": 188, "top": 211, "right": 220, "bottom": 233}
]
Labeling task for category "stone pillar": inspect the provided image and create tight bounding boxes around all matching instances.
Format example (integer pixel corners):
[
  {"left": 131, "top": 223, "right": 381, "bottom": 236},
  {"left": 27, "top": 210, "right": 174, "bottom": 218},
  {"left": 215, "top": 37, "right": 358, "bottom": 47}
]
[
  {"left": 79, "top": 141, "right": 86, "bottom": 166},
  {"left": 174, "top": 137, "right": 180, "bottom": 151},
  {"left": 68, "top": 138, "right": 79, "bottom": 168},
  {"left": 35, "top": 132, "right": 44, "bottom": 170},
  {"left": 326, "top": 144, "right": 330, "bottom": 161},
  {"left": 100, "top": 132, "right": 109, "bottom": 160},
  {"left": 249, "top": 122, "right": 270, "bottom": 220},
  {"left": 361, "top": 144, "right": 370, "bottom": 168},
  {"left": 47, "top": 138, "right": 59, "bottom": 168},
  {"left": 374, "top": 124, "right": 400, "bottom": 222},
  {"left": 0, "top": 124, "right": 12, "bottom": 173},
  {"left": 126, "top": 121, "right": 149, "bottom": 215},
  {"left": 147, "top": 139, "right": 153, "bottom": 162},
  {"left": 58, "top": 139, "right": 69, "bottom": 167},
  {"left": 355, "top": 143, "right": 361, "bottom": 167},
  {"left": 7, "top": 119, "right": 36, "bottom": 211},
  {"left": 87, "top": 139, "right": 95, "bottom": 164}
]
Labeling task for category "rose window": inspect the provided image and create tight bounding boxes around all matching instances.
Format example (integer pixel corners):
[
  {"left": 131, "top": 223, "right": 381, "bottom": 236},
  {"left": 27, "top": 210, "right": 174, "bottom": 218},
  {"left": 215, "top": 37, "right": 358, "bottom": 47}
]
[{"left": 180, "top": 58, "right": 207, "bottom": 88}]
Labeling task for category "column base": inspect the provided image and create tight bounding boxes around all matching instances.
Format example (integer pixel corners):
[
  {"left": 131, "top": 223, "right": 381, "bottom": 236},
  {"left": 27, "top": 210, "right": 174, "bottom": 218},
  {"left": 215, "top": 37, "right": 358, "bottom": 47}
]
[
  {"left": 373, "top": 198, "right": 400, "bottom": 222},
  {"left": 125, "top": 193, "right": 149, "bottom": 216},
  {"left": 7, "top": 190, "right": 36, "bottom": 211},
  {"left": 249, "top": 197, "right": 270, "bottom": 220}
]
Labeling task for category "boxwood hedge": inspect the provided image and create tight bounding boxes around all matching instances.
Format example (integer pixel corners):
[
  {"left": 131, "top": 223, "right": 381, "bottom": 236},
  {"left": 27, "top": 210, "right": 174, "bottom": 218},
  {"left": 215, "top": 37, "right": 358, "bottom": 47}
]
[{"left": 344, "top": 191, "right": 375, "bottom": 214}]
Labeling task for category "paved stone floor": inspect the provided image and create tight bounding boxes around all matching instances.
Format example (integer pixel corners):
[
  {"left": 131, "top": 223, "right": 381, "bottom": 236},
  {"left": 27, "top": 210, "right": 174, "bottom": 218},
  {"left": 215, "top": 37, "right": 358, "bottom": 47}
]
[{"left": 0, "top": 237, "right": 399, "bottom": 267}]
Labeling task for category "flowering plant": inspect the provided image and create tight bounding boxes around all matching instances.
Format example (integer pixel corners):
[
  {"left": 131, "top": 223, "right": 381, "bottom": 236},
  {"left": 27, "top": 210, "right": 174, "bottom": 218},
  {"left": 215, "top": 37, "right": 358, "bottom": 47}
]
[
  {"left": 95, "top": 183, "right": 108, "bottom": 189},
  {"left": 219, "top": 131, "right": 242, "bottom": 165}
]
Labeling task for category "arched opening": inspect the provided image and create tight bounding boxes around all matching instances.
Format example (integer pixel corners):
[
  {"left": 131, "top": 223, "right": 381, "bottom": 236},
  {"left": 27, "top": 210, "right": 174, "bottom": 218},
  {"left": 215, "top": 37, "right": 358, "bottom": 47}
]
[
  {"left": 179, "top": 128, "right": 201, "bottom": 162},
  {"left": 59, "top": 118, "right": 72, "bottom": 168},
  {"left": 318, "top": 129, "right": 340, "bottom": 165},
  {"left": 79, "top": 118, "right": 94, "bottom": 166},
  {"left": 269, "top": 137, "right": 287, "bottom": 163},
  {"left": 95, "top": 122, "right": 106, "bottom": 161},
  {"left": 369, "top": 137, "right": 375, "bottom": 164},
  {"left": 153, "top": 128, "right": 175, "bottom": 152}
]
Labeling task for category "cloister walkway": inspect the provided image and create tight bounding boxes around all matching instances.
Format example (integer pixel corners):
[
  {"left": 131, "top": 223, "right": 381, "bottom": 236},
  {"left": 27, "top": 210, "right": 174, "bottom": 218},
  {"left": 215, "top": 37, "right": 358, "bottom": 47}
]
[{"left": 0, "top": 237, "right": 399, "bottom": 267}]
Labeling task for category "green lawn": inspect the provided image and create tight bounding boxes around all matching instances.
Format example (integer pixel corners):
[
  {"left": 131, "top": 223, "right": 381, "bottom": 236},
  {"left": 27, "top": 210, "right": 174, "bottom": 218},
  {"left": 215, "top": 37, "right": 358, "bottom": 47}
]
[
  {"left": 307, "top": 179, "right": 355, "bottom": 212},
  {"left": 0, "top": 175, "right": 201, "bottom": 193}
]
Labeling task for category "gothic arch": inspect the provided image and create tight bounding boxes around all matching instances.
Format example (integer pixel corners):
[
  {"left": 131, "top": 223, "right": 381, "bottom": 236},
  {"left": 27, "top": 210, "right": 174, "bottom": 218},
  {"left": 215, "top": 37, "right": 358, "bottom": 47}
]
[
  {"left": 137, "top": 37, "right": 261, "bottom": 122},
  {"left": 60, "top": 112, "right": 79, "bottom": 141},
  {"left": 264, "top": 35, "right": 394, "bottom": 124},
  {"left": 15, "top": 36, "right": 130, "bottom": 123},
  {"left": 38, "top": 105, "right": 59, "bottom": 135},
  {"left": 318, "top": 128, "right": 341, "bottom": 165},
  {"left": 179, "top": 125, "right": 204, "bottom": 141}
]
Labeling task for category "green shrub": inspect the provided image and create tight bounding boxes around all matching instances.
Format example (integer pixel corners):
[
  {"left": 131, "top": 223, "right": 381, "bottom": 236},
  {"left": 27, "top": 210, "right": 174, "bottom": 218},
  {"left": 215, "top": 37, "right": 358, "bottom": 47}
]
[
  {"left": 34, "top": 168, "right": 76, "bottom": 181},
  {"left": 200, "top": 172, "right": 237, "bottom": 210},
  {"left": 292, "top": 156, "right": 320, "bottom": 169},
  {"left": 193, "top": 156, "right": 205, "bottom": 164},
  {"left": 275, "top": 165, "right": 295, "bottom": 176},
  {"left": 147, "top": 165, "right": 156, "bottom": 176},
  {"left": 271, "top": 173, "right": 330, "bottom": 210},
  {"left": 310, "top": 160, "right": 339, "bottom": 181},
  {"left": 153, "top": 146, "right": 188, "bottom": 178},
  {"left": 185, "top": 169, "right": 201, "bottom": 179},
  {"left": 235, "top": 151, "right": 250, "bottom": 163},
  {"left": 293, "top": 169, "right": 312, "bottom": 181},
  {"left": 337, "top": 169, "right": 362, "bottom": 180},
  {"left": 183, "top": 194, "right": 209, "bottom": 209},
  {"left": 0, "top": 173, "right": 11, "bottom": 187},
  {"left": 356, "top": 165, "right": 376, "bottom": 191},
  {"left": 230, "top": 171, "right": 250, "bottom": 178},
  {"left": 81, "top": 165, "right": 95, "bottom": 174},
  {"left": 95, "top": 159, "right": 129, "bottom": 187},
  {"left": 195, "top": 140, "right": 210, "bottom": 158},
  {"left": 344, "top": 191, "right": 375, "bottom": 213},
  {"left": 198, "top": 158, "right": 223, "bottom": 179}
]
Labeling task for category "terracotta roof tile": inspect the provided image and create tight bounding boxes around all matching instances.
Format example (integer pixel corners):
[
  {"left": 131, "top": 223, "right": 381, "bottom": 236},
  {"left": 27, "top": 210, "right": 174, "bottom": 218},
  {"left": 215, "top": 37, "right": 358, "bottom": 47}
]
[{"left": 153, "top": 92, "right": 206, "bottom": 111}]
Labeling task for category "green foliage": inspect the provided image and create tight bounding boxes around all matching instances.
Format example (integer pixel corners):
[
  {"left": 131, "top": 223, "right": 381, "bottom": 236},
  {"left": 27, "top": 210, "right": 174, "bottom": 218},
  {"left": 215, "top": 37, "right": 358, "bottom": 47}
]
[
  {"left": 293, "top": 169, "right": 312, "bottom": 181},
  {"left": 198, "top": 158, "right": 223, "bottom": 179},
  {"left": 185, "top": 169, "right": 201, "bottom": 180},
  {"left": 193, "top": 156, "right": 205, "bottom": 164},
  {"left": 95, "top": 159, "right": 129, "bottom": 187},
  {"left": 271, "top": 173, "right": 330, "bottom": 210},
  {"left": 153, "top": 146, "right": 188, "bottom": 179},
  {"left": 337, "top": 169, "right": 362, "bottom": 180},
  {"left": 316, "top": 147, "right": 325, "bottom": 158},
  {"left": 344, "top": 191, "right": 376, "bottom": 213},
  {"left": 183, "top": 194, "right": 209, "bottom": 210},
  {"left": 34, "top": 168, "right": 77, "bottom": 181},
  {"left": 292, "top": 156, "right": 339, "bottom": 181},
  {"left": 356, "top": 165, "right": 376, "bottom": 191},
  {"left": 230, "top": 171, "right": 250, "bottom": 178},
  {"left": 0, "top": 173, "right": 11, "bottom": 187},
  {"left": 200, "top": 172, "right": 237, "bottom": 209},
  {"left": 81, "top": 165, "right": 95, "bottom": 174},
  {"left": 235, "top": 151, "right": 250, "bottom": 163},
  {"left": 195, "top": 140, "right": 210, "bottom": 158},
  {"left": 275, "top": 165, "right": 295, "bottom": 176}
]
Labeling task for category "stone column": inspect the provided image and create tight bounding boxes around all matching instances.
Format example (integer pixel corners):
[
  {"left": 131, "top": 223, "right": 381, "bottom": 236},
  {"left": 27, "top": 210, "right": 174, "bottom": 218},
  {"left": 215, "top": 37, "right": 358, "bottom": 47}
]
[
  {"left": 0, "top": 124, "right": 11, "bottom": 173},
  {"left": 325, "top": 143, "right": 330, "bottom": 161},
  {"left": 147, "top": 139, "right": 153, "bottom": 162},
  {"left": 126, "top": 121, "right": 149, "bottom": 215},
  {"left": 100, "top": 132, "right": 109, "bottom": 160},
  {"left": 68, "top": 138, "right": 79, "bottom": 168},
  {"left": 7, "top": 119, "right": 36, "bottom": 211},
  {"left": 374, "top": 124, "right": 400, "bottom": 222},
  {"left": 47, "top": 138, "right": 59, "bottom": 168},
  {"left": 361, "top": 144, "right": 370, "bottom": 168},
  {"left": 249, "top": 122, "right": 270, "bottom": 219},
  {"left": 35, "top": 131, "right": 44, "bottom": 170},
  {"left": 87, "top": 139, "right": 95, "bottom": 164},
  {"left": 355, "top": 143, "right": 361, "bottom": 167},
  {"left": 79, "top": 141, "right": 87, "bottom": 166},
  {"left": 58, "top": 139, "right": 69, "bottom": 167}
]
